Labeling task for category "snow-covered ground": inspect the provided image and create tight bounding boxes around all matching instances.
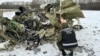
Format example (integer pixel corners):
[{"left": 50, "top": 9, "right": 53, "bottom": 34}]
[
  {"left": 3, "top": 11, "right": 15, "bottom": 20},
  {"left": 1, "top": 10, "right": 100, "bottom": 56}
]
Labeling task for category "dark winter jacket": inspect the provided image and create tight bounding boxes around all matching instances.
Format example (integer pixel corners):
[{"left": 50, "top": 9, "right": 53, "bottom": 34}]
[{"left": 58, "top": 28, "right": 78, "bottom": 48}]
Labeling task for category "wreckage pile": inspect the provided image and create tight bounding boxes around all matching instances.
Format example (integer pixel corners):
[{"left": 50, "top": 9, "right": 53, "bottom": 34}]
[{"left": 0, "top": 0, "right": 84, "bottom": 51}]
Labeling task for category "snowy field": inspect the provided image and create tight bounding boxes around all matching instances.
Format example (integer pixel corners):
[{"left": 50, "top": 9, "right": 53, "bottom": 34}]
[{"left": 1, "top": 10, "right": 100, "bottom": 56}]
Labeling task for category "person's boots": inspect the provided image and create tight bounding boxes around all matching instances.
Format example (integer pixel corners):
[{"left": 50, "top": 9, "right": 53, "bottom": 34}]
[
  {"left": 69, "top": 51, "right": 73, "bottom": 56},
  {"left": 61, "top": 49, "right": 67, "bottom": 56}
]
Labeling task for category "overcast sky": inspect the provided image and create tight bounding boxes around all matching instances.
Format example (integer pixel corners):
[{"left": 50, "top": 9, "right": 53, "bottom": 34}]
[{"left": 0, "top": 0, "right": 32, "bottom": 4}]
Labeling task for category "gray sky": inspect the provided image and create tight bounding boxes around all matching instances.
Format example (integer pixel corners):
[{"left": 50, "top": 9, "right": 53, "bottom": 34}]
[{"left": 0, "top": 0, "right": 32, "bottom": 4}]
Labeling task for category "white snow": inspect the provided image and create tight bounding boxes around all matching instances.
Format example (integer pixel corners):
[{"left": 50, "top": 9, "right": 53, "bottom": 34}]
[
  {"left": 1, "top": 10, "right": 100, "bottom": 56},
  {"left": 74, "top": 10, "right": 100, "bottom": 56},
  {"left": 3, "top": 11, "right": 15, "bottom": 20}
]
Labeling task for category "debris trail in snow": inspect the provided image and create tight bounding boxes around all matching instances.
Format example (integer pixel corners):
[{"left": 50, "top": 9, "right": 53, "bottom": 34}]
[{"left": 1, "top": 10, "right": 100, "bottom": 56}]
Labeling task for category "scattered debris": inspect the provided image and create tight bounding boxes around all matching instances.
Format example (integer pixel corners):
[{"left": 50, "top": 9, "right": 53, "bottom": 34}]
[
  {"left": 82, "top": 47, "right": 95, "bottom": 56},
  {"left": 27, "top": 53, "right": 30, "bottom": 55},
  {"left": 93, "top": 31, "right": 96, "bottom": 33},
  {"left": 13, "top": 54, "right": 16, "bottom": 56},
  {"left": 72, "top": 25, "right": 83, "bottom": 30},
  {"left": 97, "top": 30, "right": 100, "bottom": 32},
  {"left": 0, "top": 40, "right": 12, "bottom": 50},
  {"left": 94, "top": 26, "right": 98, "bottom": 28},
  {"left": 43, "top": 51, "right": 47, "bottom": 54},
  {"left": 33, "top": 48, "right": 41, "bottom": 54}
]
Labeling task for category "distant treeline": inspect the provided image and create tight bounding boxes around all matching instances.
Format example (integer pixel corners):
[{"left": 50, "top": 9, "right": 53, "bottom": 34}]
[
  {"left": 0, "top": 1, "right": 40, "bottom": 9},
  {"left": 0, "top": 2, "right": 100, "bottom": 10},
  {"left": 0, "top": 5, "right": 40, "bottom": 9},
  {"left": 79, "top": 2, "right": 100, "bottom": 10},
  {"left": 0, "top": 5, "right": 20, "bottom": 9}
]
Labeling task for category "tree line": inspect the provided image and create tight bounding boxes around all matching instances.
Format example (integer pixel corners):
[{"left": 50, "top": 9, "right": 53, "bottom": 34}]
[
  {"left": 74, "top": 0, "right": 100, "bottom": 10},
  {"left": 0, "top": 0, "right": 100, "bottom": 10},
  {"left": 0, "top": 1, "right": 40, "bottom": 9}
]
